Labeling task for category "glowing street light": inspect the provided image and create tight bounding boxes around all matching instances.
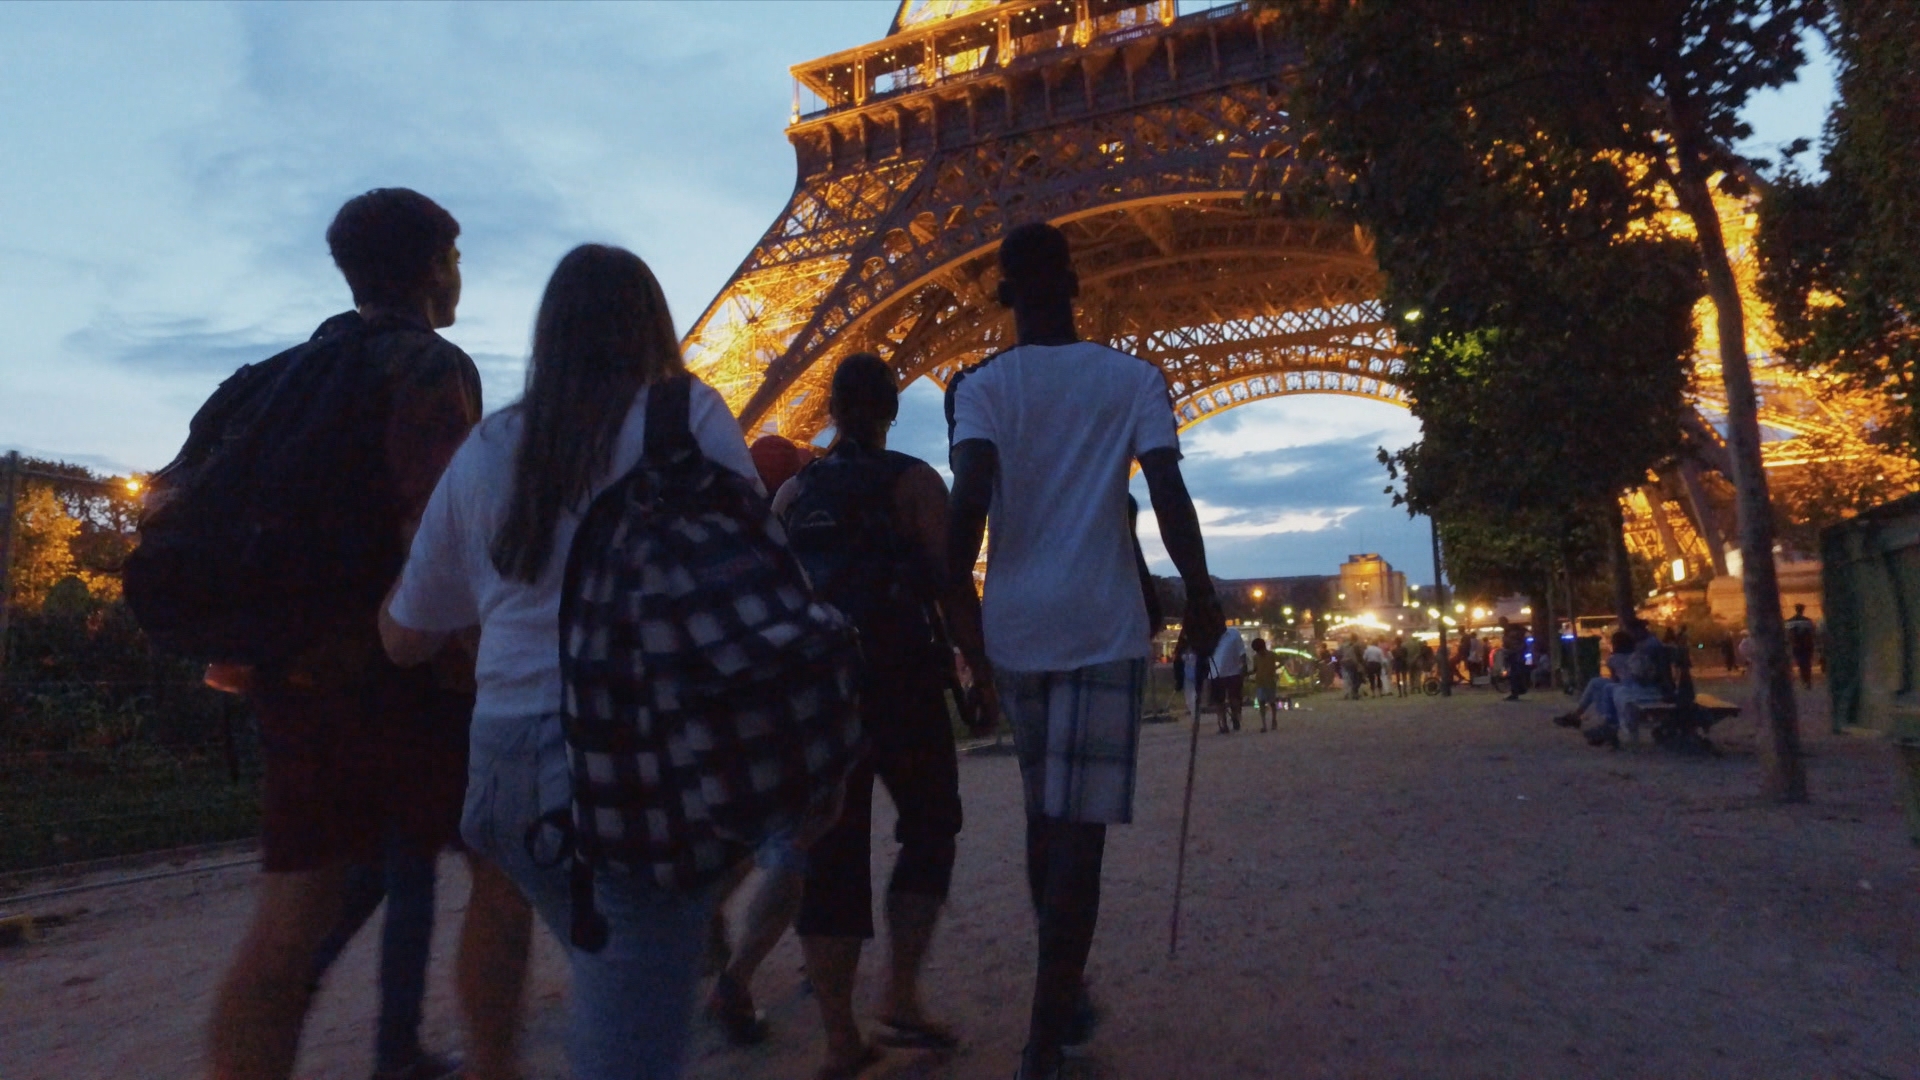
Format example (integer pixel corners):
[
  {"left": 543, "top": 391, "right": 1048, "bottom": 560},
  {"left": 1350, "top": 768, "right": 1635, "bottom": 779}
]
[
  {"left": 124, "top": 478, "right": 142, "bottom": 495},
  {"left": 1251, "top": 586, "right": 1265, "bottom": 601},
  {"left": 1403, "top": 308, "right": 1422, "bottom": 323},
  {"left": 1454, "top": 603, "right": 1466, "bottom": 614},
  {"left": 1427, "top": 608, "right": 1441, "bottom": 619}
]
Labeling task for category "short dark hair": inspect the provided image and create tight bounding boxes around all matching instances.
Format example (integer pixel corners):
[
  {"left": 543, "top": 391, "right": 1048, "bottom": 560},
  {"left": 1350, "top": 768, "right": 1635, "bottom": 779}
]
[
  {"left": 326, "top": 188, "right": 460, "bottom": 306},
  {"left": 999, "top": 221, "right": 1073, "bottom": 286},
  {"left": 830, "top": 352, "right": 899, "bottom": 437}
]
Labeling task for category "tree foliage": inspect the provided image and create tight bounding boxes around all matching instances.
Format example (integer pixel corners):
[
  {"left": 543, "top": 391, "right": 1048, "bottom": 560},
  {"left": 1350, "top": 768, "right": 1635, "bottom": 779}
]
[
  {"left": 1756, "top": 0, "right": 1920, "bottom": 453},
  {"left": 1263, "top": 0, "right": 1818, "bottom": 797}
]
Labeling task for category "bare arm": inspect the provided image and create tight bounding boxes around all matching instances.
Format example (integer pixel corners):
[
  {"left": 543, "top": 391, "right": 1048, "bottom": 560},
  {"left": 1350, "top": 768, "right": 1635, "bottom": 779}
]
[
  {"left": 898, "top": 462, "right": 991, "bottom": 726},
  {"left": 1138, "top": 446, "right": 1224, "bottom": 659},
  {"left": 945, "top": 438, "right": 1003, "bottom": 729}
]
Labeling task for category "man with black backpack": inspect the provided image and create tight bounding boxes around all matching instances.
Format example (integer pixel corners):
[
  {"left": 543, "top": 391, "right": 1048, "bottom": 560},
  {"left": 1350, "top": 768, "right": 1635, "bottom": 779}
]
[
  {"left": 776, "top": 353, "right": 993, "bottom": 1080},
  {"left": 130, "top": 189, "right": 530, "bottom": 1080},
  {"left": 947, "top": 223, "right": 1223, "bottom": 1080}
]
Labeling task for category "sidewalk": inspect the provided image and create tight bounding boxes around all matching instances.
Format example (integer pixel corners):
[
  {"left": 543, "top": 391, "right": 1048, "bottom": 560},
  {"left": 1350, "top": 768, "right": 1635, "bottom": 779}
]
[{"left": 5, "top": 681, "right": 1917, "bottom": 1079}]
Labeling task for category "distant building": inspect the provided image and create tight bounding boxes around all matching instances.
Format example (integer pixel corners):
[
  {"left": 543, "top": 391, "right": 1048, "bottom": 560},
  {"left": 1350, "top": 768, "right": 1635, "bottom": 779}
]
[{"left": 1337, "top": 553, "right": 1406, "bottom": 610}]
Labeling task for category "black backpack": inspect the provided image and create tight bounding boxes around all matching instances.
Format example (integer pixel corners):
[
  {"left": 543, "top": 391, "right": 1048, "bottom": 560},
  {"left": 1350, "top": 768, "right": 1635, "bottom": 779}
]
[
  {"left": 551, "top": 375, "right": 864, "bottom": 951},
  {"left": 124, "top": 313, "right": 417, "bottom": 665},
  {"left": 781, "top": 444, "right": 944, "bottom": 674}
]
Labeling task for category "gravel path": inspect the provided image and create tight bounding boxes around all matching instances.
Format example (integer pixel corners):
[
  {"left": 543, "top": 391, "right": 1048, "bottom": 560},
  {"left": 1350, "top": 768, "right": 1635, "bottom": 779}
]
[{"left": 5, "top": 679, "right": 1917, "bottom": 1079}]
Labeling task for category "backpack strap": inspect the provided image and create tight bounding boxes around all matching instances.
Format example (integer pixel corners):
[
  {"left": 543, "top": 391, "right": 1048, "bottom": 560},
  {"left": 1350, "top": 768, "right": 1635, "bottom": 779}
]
[{"left": 643, "top": 374, "right": 696, "bottom": 463}]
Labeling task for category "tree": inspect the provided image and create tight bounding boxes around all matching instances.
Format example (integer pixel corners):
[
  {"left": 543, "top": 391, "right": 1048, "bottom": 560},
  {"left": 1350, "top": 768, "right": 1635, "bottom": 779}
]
[
  {"left": 1267, "top": 0, "right": 1817, "bottom": 801},
  {"left": 1757, "top": 0, "right": 1920, "bottom": 454},
  {"left": 8, "top": 484, "right": 81, "bottom": 613}
]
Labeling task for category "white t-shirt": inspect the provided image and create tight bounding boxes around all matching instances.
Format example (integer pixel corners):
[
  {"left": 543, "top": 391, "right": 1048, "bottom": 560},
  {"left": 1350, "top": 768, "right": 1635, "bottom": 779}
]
[
  {"left": 1364, "top": 644, "right": 1387, "bottom": 665},
  {"left": 1212, "top": 627, "right": 1247, "bottom": 677},
  {"left": 949, "top": 341, "right": 1180, "bottom": 672},
  {"left": 388, "top": 379, "right": 761, "bottom": 721}
]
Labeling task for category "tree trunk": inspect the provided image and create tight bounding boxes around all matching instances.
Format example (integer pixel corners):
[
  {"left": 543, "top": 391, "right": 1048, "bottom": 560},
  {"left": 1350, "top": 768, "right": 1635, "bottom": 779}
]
[
  {"left": 1605, "top": 497, "right": 1637, "bottom": 625},
  {"left": 1668, "top": 153, "right": 1806, "bottom": 802}
]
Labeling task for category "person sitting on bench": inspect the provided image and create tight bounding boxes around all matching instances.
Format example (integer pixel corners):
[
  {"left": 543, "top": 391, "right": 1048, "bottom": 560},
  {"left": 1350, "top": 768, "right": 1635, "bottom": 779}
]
[
  {"left": 1588, "top": 620, "right": 1675, "bottom": 749},
  {"left": 1553, "top": 629, "right": 1634, "bottom": 731}
]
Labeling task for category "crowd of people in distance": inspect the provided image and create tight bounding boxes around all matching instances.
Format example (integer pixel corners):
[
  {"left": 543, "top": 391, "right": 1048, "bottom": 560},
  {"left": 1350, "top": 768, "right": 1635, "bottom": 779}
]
[{"left": 151, "top": 191, "right": 1225, "bottom": 1080}]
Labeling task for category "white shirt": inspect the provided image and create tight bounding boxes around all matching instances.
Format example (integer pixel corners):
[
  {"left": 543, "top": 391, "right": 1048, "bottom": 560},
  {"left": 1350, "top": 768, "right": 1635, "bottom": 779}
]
[
  {"left": 949, "top": 341, "right": 1180, "bottom": 672},
  {"left": 1212, "top": 627, "right": 1247, "bottom": 677},
  {"left": 389, "top": 379, "right": 761, "bottom": 721},
  {"left": 1364, "top": 644, "right": 1387, "bottom": 665}
]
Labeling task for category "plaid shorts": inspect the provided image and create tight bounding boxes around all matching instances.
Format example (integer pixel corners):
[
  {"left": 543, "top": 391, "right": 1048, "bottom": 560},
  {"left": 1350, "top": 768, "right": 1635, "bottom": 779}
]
[{"left": 1002, "top": 658, "right": 1148, "bottom": 824}]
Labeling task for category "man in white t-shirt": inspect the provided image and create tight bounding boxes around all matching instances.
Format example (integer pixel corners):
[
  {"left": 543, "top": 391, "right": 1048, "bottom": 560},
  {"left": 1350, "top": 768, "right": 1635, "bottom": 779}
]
[
  {"left": 947, "top": 222, "right": 1223, "bottom": 1080},
  {"left": 1211, "top": 625, "right": 1247, "bottom": 733}
]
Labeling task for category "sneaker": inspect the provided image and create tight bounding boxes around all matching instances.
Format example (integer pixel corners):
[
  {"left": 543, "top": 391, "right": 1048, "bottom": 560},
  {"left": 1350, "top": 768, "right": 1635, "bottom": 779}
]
[
  {"left": 1551, "top": 712, "right": 1582, "bottom": 728},
  {"left": 1582, "top": 725, "right": 1619, "bottom": 749}
]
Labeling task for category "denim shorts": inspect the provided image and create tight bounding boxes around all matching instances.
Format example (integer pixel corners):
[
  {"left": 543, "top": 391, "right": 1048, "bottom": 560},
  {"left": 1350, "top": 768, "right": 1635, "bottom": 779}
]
[{"left": 463, "top": 713, "right": 714, "bottom": 1080}]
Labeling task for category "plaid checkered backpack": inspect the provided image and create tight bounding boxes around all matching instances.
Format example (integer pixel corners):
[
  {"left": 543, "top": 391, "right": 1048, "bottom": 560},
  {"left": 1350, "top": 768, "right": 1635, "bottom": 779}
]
[{"left": 551, "top": 374, "right": 864, "bottom": 951}]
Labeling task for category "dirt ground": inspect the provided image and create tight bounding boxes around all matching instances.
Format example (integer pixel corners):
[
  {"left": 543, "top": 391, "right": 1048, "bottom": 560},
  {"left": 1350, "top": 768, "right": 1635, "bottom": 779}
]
[{"left": 5, "top": 678, "right": 1919, "bottom": 1080}]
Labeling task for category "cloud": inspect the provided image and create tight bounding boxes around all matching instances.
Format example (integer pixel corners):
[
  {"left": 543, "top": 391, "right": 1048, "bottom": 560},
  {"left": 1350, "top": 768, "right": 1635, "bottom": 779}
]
[{"left": 65, "top": 315, "right": 302, "bottom": 377}]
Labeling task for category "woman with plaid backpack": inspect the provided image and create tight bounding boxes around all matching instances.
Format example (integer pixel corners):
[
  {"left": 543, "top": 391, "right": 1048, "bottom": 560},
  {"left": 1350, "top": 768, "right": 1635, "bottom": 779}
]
[{"left": 378, "top": 245, "right": 765, "bottom": 1080}]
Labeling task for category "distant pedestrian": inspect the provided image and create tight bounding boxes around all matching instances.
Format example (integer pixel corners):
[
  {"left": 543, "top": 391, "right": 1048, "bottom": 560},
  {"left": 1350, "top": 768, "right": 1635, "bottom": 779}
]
[
  {"left": 1363, "top": 640, "right": 1387, "bottom": 696},
  {"left": 1389, "top": 636, "right": 1410, "bottom": 697},
  {"left": 1212, "top": 624, "right": 1248, "bottom": 732},
  {"left": 1249, "top": 638, "right": 1281, "bottom": 731},
  {"left": 1341, "top": 636, "right": 1365, "bottom": 700},
  {"left": 1785, "top": 604, "right": 1818, "bottom": 689},
  {"left": 946, "top": 222, "right": 1223, "bottom": 1080},
  {"left": 1500, "top": 617, "right": 1528, "bottom": 701}
]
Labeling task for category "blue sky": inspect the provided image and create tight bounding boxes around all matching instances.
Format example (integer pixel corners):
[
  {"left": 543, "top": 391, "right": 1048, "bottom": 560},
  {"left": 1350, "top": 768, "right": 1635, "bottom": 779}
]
[{"left": 0, "top": 2, "right": 1835, "bottom": 579}]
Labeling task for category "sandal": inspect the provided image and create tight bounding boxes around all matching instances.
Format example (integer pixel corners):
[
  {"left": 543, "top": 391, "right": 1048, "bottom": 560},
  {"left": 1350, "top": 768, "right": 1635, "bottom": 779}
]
[
  {"left": 813, "top": 1043, "right": 885, "bottom": 1080},
  {"left": 705, "top": 973, "right": 770, "bottom": 1046},
  {"left": 875, "top": 1015, "right": 960, "bottom": 1050}
]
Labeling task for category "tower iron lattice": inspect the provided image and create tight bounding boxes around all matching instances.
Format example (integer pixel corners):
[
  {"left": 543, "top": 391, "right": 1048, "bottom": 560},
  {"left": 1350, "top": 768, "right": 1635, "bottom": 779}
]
[{"left": 685, "top": 0, "right": 1909, "bottom": 581}]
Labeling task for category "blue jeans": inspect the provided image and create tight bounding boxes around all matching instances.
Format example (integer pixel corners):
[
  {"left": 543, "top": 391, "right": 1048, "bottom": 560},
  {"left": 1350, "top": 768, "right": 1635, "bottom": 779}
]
[
  {"left": 462, "top": 713, "right": 713, "bottom": 1080},
  {"left": 1574, "top": 677, "right": 1619, "bottom": 728},
  {"left": 309, "top": 832, "right": 439, "bottom": 1071}
]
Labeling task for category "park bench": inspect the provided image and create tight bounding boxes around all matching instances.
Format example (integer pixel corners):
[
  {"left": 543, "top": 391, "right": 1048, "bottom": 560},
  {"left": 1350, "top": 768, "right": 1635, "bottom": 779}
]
[{"left": 1636, "top": 692, "right": 1741, "bottom": 753}]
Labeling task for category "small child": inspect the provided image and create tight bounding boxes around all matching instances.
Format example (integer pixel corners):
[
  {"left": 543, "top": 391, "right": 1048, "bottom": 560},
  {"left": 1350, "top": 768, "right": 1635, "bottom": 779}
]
[{"left": 1249, "top": 638, "right": 1282, "bottom": 732}]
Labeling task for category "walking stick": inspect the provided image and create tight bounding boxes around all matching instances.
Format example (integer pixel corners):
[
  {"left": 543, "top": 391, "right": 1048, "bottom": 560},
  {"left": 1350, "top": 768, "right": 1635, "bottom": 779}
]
[{"left": 1169, "top": 661, "right": 1208, "bottom": 959}]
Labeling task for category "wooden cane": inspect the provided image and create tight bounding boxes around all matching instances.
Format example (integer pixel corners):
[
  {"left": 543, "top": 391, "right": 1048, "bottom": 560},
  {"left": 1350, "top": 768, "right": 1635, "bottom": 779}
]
[{"left": 1168, "top": 662, "right": 1207, "bottom": 959}]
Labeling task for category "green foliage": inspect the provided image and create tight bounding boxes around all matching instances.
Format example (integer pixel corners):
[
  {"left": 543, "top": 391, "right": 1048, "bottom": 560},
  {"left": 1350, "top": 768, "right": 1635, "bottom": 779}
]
[{"left": 1756, "top": 0, "right": 1920, "bottom": 453}]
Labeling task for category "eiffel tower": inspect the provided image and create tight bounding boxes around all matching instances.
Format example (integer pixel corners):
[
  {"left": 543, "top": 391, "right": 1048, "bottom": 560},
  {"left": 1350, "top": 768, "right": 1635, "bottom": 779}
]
[
  {"left": 683, "top": 0, "right": 1908, "bottom": 583},
  {"left": 683, "top": 0, "right": 1397, "bottom": 443}
]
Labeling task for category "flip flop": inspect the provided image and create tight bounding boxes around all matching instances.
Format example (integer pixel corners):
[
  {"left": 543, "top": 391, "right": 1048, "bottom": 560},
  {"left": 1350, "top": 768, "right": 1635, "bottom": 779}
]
[
  {"left": 875, "top": 1016, "right": 960, "bottom": 1050},
  {"left": 812, "top": 1043, "right": 885, "bottom": 1080}
]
